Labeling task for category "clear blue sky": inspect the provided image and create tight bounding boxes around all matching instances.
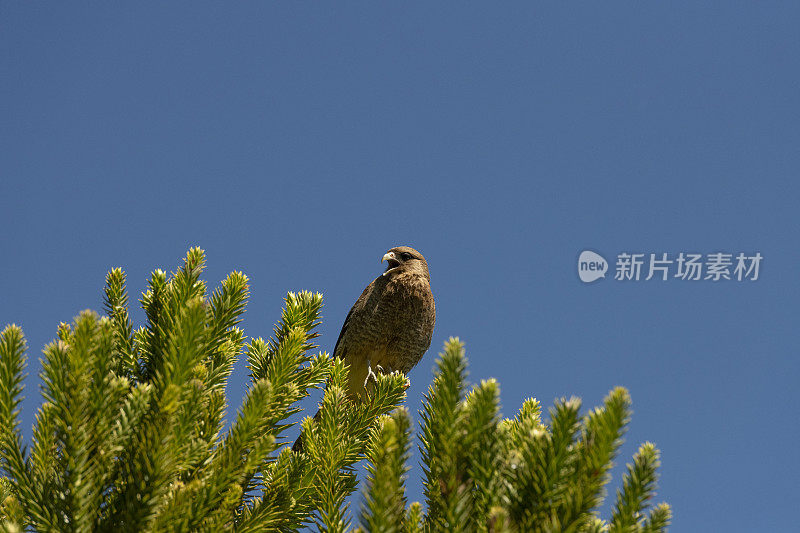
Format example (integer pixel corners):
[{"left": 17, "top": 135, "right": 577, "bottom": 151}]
[{"left": 2, "top": 3, "right": 798, "bottom": 531}]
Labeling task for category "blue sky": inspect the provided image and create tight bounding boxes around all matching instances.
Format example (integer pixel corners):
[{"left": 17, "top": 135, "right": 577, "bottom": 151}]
[{"left": 2, "top": 3, "right": 799, "bottom": 530}]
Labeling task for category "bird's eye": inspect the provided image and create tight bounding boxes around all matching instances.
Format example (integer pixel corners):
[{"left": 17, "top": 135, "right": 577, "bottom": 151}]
[{"left": 401, "top": 252, "right": 413, "bottom": 260}]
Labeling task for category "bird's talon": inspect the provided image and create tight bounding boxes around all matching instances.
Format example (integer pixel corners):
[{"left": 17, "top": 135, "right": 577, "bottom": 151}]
[{"left": 364, "top": 359, "right": 379, "bottom": 389}]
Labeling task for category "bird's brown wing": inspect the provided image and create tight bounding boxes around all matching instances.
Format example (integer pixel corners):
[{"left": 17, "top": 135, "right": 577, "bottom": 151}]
[
  {"left": 331, "top": 304, "right": 354, "bottom": 360},
  {"left": 331, "top": 278, "right": 378, "bottom": 360}
]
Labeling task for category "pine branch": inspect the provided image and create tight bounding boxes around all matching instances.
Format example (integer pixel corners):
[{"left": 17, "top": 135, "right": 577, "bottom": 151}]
[
  {"left": 558, "top": 387, "right": 632, "bottom": 531},
  {"left": 138, "top": 268, "right": 169, "bottom": 383},
  {"left": 56, "top": 312, "right": 128, "bottom": 531},
  {"left": 101, "top": 295, "right": 209, "bottom": 530},
  {"left": 404, "top": 502, "right": 423, "bottom": 533},
  {"left": 306, "top": 359, "right": 407, "bottom": 533},
  {"left": 610, "top": 442, "right": 664, "bottom": 533},
  {"left": 0, "top": 326, "right": 44, "bottom": 530},
  {"left": 306, "top": 359, "right": 353, "bottom": 533},
  {"left": 0, "top": 326, "right": 27, "bottom": 467},
  {"left": 103, "top": 268, "right": 137, "bottom": 380},
  {"left": 152, "top": 378, "right": 278, "bottom": 531},
  {"left": 204, "top": 271, "right": 250, "bottom": 394},
  {"left": 505, "top": 395, "right": 582, "bottom": 531},
  {"left": 360, "top": 408, "right": 412, "bottom": 533},
  {"left": 463, "top": 378, "right": 503, "bottom": 530},
  {"left": 420, "top": 337, "right": 472, "bottom": 532},
  {"left": 641, "top": 503, "right": 671, "bottom": 533},
  {"left": 248, "top": 291, "right": 323, "bottom": 383},
  {"left": 234, "top": 448, "right": 317, "bottom": 532}
]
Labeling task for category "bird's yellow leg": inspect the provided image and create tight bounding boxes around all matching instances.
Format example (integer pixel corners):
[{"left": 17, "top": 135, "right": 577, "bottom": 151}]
[{"left": 363, "top": 359, "right": 385, "bottom": 389}]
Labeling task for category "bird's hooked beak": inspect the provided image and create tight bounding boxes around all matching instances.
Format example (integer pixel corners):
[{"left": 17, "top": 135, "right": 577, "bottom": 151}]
[{"left": 382, "top": 251, "right": 401, "bottom": 275}]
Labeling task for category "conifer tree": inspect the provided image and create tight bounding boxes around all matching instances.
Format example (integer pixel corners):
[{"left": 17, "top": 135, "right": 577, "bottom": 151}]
[
  {"left": 0, "top": 249, "right": 670, "bottom": 532},
  {"left": 390, "top": 338, "right": 671, "bottom": 533}
]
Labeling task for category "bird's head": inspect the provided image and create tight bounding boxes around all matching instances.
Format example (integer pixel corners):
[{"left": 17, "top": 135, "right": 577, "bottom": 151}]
[{"left": 382, "top": 246, "right": 430, "bottom": 280}]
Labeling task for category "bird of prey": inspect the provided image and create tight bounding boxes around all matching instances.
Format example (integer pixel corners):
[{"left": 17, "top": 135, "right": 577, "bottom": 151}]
[{"left": 292, "top": 245, "right": 436, "bottom": 452}]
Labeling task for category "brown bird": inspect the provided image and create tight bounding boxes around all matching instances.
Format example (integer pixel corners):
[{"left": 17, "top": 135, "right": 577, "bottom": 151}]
[{"left": 292, "top": 245, "right": 436, "bottom": 451}]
